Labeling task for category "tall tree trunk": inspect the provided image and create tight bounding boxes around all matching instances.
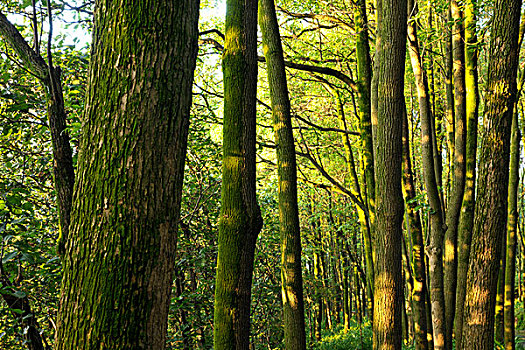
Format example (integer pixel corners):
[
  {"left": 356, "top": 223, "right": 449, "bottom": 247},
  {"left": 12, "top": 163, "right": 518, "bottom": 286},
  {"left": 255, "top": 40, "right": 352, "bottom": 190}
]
[
  {"left": 407, "top": 1, "right": 447, "bottom": 348},
  {"left": 55, "top": 1, "right": 200, "bottom": 348},
  {"left": 354, "top": 1, "right": 376, "bottom": 319},
  {"left": 460, "top": 0, "right": 522, "bottom": 348},
  {"left": 504, "top": 108, "right": 520, "bottom": 350},
  {"left": 258, "top": 0, "right": 306, "bottom": 348},
  {"left": 454, "top": 0, "right": 479, "bottom": 346},
  {"left": 495, "top": 235, "right": 507, "bottom": 343},
  {"left": 372, "top": 0, "right": 407, "bottom": 348},
  {"left": 444, "top": 2, "right": 467, "bottom": 344},
  {"left": 213, "top": 0, "right": 263, "bottom": 347},
  {"left": 444, "top": 8, "right": 455, "bottom": 201},
  {"left": 402, "top": 98, "right": 429, "bottom": 350}
]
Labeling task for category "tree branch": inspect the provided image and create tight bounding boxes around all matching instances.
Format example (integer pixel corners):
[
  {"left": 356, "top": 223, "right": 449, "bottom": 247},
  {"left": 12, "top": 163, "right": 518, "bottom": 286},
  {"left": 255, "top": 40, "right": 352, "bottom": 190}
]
[{"left": 0, "top": 11, "right": 49, "bottom": 81}]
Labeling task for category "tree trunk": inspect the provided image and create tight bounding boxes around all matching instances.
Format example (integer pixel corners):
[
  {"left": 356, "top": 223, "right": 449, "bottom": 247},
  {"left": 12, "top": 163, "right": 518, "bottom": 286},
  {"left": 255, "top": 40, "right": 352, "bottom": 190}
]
[
  {"left": 354, "top": 0, "right": 376, "bottom": 319},
  {"left": 495, "top": 235, "right": 507, "bottom": 344},
  {"left": 213, "top": 0, "right": 263, "bottom": 347},
  {"left": 444, "top": 8, "right": 455, "bottom": 200},
  {"left": 402, "top": 96, "right": 428, "bottom": 350},
  {"left": 460, "top": 0, "right": 522, "bottom": 348},
  {"left": 454, "top": 0, "right": 479, "bottom": 346},
  {"left": 372, "top": 0, "right": 407, "bottom": 348},
  {"left": 55, "top": 1, "right": 200, "bottom": 348},
  {"left": 504, "top": 108, "right": 520, "bottom": 350},
  {"left": 444, "top": 2, "right": 467, "bottom": 345},
  {"left": 258, "top": 0, "right": 306, "bottom": 347},
  {"left": 407, "top": 1, "right": 447, "bottom": 348}
]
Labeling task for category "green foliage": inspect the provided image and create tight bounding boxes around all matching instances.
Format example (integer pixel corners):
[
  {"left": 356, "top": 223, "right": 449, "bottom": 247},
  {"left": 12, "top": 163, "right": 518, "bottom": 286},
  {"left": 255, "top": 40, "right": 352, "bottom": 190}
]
[{"left": 312, "top": 321, "right": 372, "bottom": 350}]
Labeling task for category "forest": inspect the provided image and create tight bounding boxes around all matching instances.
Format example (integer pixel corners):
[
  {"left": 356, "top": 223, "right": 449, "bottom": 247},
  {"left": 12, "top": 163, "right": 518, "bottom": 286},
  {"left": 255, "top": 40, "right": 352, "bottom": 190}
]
[{"left": 0, "top": 0, "right": 524, "bottom": 349}]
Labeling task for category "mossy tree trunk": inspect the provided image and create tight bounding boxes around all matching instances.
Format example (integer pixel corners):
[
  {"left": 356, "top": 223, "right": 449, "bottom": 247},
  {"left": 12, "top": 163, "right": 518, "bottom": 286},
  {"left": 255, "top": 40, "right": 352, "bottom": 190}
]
[
  {"left": 258, "top": 0, "right": 306, "bottom": 347},
  {"left": 460, "top": 0, "right": 522, "bottom": 347},
  {"left": 372, "top": 0, "right": 407, "bottom": 348},
  {"left": 354, "top": 0, "right": 375, "bottom": 319},
  {"left": 55, "top": 1, "right": 200, "bottom": 349},
  {"left": 454, "top": 0, "right": 479, "bottom": 346},
  {"left": 213, "top": 0, "right": 263, "bottom": 347}
]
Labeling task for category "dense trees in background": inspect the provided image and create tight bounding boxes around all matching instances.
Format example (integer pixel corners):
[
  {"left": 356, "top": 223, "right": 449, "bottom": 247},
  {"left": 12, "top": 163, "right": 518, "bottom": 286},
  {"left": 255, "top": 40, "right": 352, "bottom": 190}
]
[{"left": 2, "top": 0, "right": 525, "bottom": 350}]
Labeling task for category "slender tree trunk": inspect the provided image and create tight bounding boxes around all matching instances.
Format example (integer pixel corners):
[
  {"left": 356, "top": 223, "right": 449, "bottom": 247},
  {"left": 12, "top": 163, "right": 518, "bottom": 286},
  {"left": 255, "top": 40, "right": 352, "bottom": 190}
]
[
  {"left": 402, "top": 98, "right": 429, "bottom": 350},
  {"left": 444, "top": 2, "right": 467, "bottom": 345},
  {"left": 454, "top": 1, "right": 479, "bottom": 346},
  {"left": 460, "top": 0, "right": 522, "bottom": 348},
  {"left": 407, "top": 1, "right": 447, "bottom": 348},
  {"left": 444, "top": 8, "right": 455, "bottom": 201},
  {"left": 354, "top": 1, "right": 376, "bottom": 319},
  {"left": 372, "top": 0, "right": 407, "bottom": 348},
  {"left": 213, "top": 0, "right": 263, "bottom": 347},
  {"left": 496, "top": 236, "right": 507, "bottom": 344},
  {"left": 504, "top": 108, "right": 520, "bottom": 350},
  {"left": 258, "top": 0, "right": 306, "bottom": 347},
  {"left": 55, "top": 1, "right": 200, "bottom": 348},
  {"left": 314, "top": 246, "right": 323, "bottom": 341}
]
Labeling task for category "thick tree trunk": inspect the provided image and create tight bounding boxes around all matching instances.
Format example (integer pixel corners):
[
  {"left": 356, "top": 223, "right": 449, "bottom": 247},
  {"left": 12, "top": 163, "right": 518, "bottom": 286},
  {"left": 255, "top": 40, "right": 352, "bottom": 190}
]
[
  {"left": 55, "top": 1, "right": 200, "bottom": 348},
  {"left": 213, "top": 0, "right": 263, "bottom": 348},
  {"left": 372, "top": 0, "right": 407, "bottom": 348},
  {"left": 258, "top": 0, "right": 306, "bottom": 347},
  {"left": 454, "top": 1, "right": 479, "bottom": 346},
  {"left": 460, "top": 0, "right": 522, "bottom": 348}
]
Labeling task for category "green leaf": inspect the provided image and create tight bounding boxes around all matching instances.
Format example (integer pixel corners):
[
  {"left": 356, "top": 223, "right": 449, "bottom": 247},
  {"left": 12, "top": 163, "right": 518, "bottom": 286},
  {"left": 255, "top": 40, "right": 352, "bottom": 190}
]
[{"left": 2, "top": 251, "right": 17, "bottom": 264}]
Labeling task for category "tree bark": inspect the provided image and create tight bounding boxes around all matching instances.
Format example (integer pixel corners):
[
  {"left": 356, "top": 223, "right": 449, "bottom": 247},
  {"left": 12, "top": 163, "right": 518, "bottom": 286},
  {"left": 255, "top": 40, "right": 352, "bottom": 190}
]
[
  {"left": 407, "top": 1, "right": 447, "bottom": 348},
  {"left": 454, "top": 1, "right": 479, "bottom": 346},
  {"left": 55, "top": 1, "right": 200, "bottom": 348},
  {"left": 213, "top": 0, "right": 263, "bottom": 347},
  {"left": 504, "top": 107, "right": 520, "bottom": 350},
  {"left": 354, "top": 0, "right": 375, "bottom": 318},
  {"left": 460, "top": 0, "right": 522, "bottom": 348},
  {"left": 258, "top": 0, "right": 306, "bottom": 347},
  {"left": 444, "top": 2, "right": 467, "bottom": 345},
  {"left": 402, "top": 88, "right": 428, "bottom": 350},
  {"left": 372, "top": 0, "right": 407, "bottom": 348}
]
